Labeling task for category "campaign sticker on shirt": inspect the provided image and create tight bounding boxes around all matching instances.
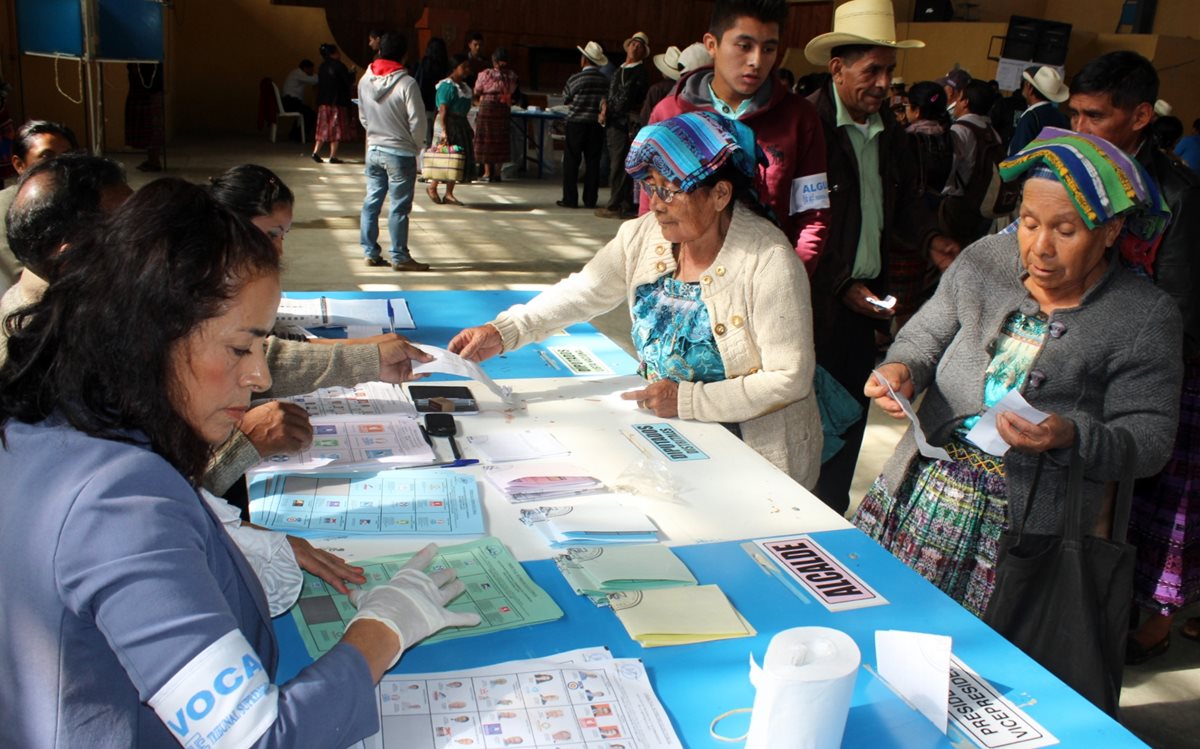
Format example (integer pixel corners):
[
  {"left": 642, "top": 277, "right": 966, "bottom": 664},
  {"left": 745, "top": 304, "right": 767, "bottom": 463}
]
[
  {"left": 149, "top": 629, "right": 279, "bottom": 749},
  {"left": 790, "top": 172, "right": 830, "bottom": 214}
]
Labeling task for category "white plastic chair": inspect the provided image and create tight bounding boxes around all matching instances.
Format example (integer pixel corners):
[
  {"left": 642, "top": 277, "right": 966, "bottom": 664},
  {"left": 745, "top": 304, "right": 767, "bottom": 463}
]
[{"left": 270, "top": 81, "right": 304, "bottom": 144}]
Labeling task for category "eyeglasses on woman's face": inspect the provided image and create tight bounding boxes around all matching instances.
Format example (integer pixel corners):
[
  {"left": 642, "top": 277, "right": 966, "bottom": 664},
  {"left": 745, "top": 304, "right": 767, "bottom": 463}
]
[{"left": 642, "top": 181, "right": 686, "bottom": 204}]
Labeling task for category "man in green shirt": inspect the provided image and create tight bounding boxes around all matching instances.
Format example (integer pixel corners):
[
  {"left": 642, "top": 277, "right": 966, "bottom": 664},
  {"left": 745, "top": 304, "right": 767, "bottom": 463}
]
[{"left": 804, "top": 0, "right": 959, "bottom": 513}]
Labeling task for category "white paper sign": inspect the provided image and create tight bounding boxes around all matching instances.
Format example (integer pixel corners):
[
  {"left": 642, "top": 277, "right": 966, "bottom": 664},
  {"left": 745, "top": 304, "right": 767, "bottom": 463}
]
[
  {"left": 872, "top": 369, "right": 951, "bottom": 461},
  {"left": 948, "top": 656, "right": 1059, "bottom": 748},
  {"left": 790, "top": 171, "right": 831, "bottom": 214},
  {"left": 877, "top": 630, "right": 952, "bottom": 734}
]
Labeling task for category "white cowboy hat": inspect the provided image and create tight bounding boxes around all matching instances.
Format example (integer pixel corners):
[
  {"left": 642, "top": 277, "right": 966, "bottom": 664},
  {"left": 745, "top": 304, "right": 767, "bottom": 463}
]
[
  {"left": 1022, "top": 66, "right": 1069, "bottom": 103},
  {"left": 577, "top": 41, "right": 609, "bottom": 67},
  {"left": 624, "top": 31, "right": 650, "bottom": 53},
  {"left": 678, "top": 42, "right": 711, "bottom": 74},
  {"left": 653, "top": 45, "right": 683, "bottom": 80},
  {"left": 1155, "top": 98, "right": 1174, "bottom": 117},
  {"left": 804, "top": 0, "right": 925, "bottom": 66}
]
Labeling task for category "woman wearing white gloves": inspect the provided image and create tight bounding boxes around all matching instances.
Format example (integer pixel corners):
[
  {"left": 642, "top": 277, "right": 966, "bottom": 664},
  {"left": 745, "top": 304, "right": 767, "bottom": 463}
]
[{"left": 0, "top": 179, "right": 479, "bottom": 748}]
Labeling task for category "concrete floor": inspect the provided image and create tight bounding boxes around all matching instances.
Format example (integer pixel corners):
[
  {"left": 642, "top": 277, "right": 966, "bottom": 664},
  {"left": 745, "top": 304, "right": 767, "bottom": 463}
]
[{"left": 121, "top": 135, "right": 1197, "bottom": 747}]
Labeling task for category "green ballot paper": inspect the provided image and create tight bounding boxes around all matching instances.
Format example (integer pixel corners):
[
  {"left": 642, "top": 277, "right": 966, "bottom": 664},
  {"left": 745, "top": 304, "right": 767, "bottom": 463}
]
[
  {"left": 555, "top": 544, "right": 698, "bottom": 606},
  {"left": 290, "top": 537, "right": 563, "bottom": 659}
]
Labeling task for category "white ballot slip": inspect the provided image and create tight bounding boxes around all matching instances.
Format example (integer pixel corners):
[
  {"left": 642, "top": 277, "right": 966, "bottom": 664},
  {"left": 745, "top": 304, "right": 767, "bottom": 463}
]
[
  {"left": 871, "top": 370, "right": 951, "bottom": 461},
  {"left": 865, "top": 294, "right": 897, "bottom": 310},
  {"left": 467, "top": 429, "right": 570, "bottom": 463},
  {"left": 411, "top": 343, "right": 514, "bottom": 402},
  {"left": 876, "top": 630, "right": 952, "bottom": 734},
  {"left": 964, "top": 389, "right": 1051, "bottom": 456}
]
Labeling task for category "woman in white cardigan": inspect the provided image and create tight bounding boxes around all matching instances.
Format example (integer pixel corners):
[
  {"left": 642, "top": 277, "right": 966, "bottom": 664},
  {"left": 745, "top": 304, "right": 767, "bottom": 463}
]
[{"left": 450, "top": 112, "right": 822, "bottom": 487}]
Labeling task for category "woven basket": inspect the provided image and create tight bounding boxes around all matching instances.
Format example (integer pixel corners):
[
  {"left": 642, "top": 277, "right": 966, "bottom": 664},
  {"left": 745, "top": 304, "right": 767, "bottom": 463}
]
[{"left": 423, "top": 149, "right": 465, "bottom": 181}]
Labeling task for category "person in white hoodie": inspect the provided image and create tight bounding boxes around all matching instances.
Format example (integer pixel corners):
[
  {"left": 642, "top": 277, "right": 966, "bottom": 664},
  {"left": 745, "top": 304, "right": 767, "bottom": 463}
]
[{"left": 358, "top": 32, "right": 431, "bottom": 271}]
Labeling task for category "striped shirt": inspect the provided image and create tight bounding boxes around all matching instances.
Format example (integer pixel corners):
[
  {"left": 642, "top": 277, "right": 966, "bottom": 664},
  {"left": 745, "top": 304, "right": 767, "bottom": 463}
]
[{"left": 563, "top": 66, "right": 608, "bottom": 123}]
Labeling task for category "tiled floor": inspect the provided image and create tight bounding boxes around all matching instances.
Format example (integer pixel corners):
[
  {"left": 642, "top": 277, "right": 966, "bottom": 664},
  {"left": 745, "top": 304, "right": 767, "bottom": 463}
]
[{"left": 120, "top": 135, "right": 1198, "bottom": 747}]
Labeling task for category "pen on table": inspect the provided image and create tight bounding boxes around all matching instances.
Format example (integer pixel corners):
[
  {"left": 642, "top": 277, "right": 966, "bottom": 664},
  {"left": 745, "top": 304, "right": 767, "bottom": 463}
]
[
  {"left": 537, "top": 349, "right": 561, "bottom": 370},
  {"left": 386, "top": 299, "right": 397, "bottom": 335},
  {"left": 391, "top": 458, "right": 479, "bottom": 470}
]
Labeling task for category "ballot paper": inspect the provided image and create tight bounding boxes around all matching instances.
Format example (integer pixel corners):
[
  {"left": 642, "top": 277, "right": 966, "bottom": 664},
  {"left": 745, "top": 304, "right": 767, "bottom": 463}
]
[
  {"left": 964, "top": 388, "right": 1051, "bottom": 456},
  {"left": 876, "top": 630, "right": 952, "bottom": 734},
  {"left": 248, "top": 469, "right": 484, "bottom": 535},
  {"left": 249, "top": 414, "right": 434, "bottom": 473},
  {"left": 467, "top": 429, "right": 570, "bottom": 463},
  {"left": 291, "top": 539, "right": 563, "bottom": 661},
  {"left": 485, "top": 461, "right": 606, "bottom": 503},
  {"left": 609, "top": 584, "right": 755, "bottom": 647},
  {"left": 352, "top": 646, "right": 684, "bottom": 749},
  {"left": 519, "top": 504, "right": 659, "bottom": 547},
  {"left": 411, "top": 343, "right": 514, "bottom": 402},
  {"left": 871, "top": 369, "right": 951, "bottom": 461},
  {"left": 275, "top": 382, "right": 416, "bottom": 417},
  {"left": 556, "top": 544, "right": 697, "bottom": 606}
]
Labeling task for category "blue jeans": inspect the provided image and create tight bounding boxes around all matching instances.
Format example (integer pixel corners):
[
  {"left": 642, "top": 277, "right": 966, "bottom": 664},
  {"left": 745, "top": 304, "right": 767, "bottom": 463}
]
[{"left": 360, "top": 147, "right": 416, "bottom": 263}]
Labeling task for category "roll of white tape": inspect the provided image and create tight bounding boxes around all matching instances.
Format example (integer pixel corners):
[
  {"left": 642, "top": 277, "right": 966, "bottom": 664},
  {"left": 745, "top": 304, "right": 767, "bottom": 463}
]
[{"left": 744, "top": 627, "right": 860, "bottom": 749}]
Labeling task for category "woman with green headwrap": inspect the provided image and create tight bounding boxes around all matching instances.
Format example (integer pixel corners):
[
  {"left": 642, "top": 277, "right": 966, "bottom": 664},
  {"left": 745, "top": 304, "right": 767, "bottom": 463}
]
[
  {"left": 448, "top": 112, "right": 823, "bottom": 488},
  {"left": 854, "top": 127, "right": 1183, "bottom": 617}
]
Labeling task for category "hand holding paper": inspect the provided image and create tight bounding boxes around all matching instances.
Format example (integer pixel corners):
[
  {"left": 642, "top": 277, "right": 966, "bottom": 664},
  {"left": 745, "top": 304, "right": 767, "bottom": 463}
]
[
  {"left": 963, "top": 388, "right": 1051, "bottom": 456},
  {"left": 871, "top": 369, "right": 950, "bottom": 461},
  {"left": 866, "top": 363, "right": 913, "bottom": 420},
  {"left": 411, "top": 343, "right": 514, "bottom": 402}
]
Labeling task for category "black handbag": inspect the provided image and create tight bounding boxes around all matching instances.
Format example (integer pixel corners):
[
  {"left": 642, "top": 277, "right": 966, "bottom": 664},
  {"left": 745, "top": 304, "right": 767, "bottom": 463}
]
[{"left": 982, "top": 433, "right": 1135, "bottom": 716}]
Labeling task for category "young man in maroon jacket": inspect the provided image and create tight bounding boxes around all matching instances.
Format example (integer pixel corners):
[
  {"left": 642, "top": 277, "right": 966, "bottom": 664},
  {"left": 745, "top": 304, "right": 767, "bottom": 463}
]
[{"left": 645, "top": 0, "right": 829, "bottom": 272}]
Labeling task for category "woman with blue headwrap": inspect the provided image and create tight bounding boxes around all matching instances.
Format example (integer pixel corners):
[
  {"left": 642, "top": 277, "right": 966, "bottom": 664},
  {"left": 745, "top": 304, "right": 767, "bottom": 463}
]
[
  {"left": 450, "top": 111, "right": 823, "bottom": 487},
  {"left": 855, "top": 127, "right": 1182, "bottom": 619}
]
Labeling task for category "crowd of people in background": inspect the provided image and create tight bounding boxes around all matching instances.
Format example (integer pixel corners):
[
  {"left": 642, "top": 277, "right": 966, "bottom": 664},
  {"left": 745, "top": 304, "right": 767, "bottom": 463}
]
[{"left": 3, "top": 0, "right": 1200, "bottom": 743}]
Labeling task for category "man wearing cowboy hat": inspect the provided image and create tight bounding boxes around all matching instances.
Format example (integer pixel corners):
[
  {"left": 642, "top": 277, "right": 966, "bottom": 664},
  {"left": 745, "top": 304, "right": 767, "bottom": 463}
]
[
  {"left": 1008, "top": 65, "right": 1069, "bottom": 155},
  {"left": 597, "top": 32, "right": 652, "bottom": 219},
  {"left": 804, "top": 0, "right": 959, "bottom": 513},
  {"left": 640, "top": 45, "right": 683, "bottom": 129},
  {"left": 646, "top": 0, "right": 830, "bottom": 271},
  {"left": 559, "top": 41, "right": 610, "bottom": 210}
]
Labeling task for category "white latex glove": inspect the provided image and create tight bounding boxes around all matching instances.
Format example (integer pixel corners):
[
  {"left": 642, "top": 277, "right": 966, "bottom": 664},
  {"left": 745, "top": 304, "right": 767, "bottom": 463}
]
[{"left": 347, "top": 543, "right": 482, "bottom": 668}]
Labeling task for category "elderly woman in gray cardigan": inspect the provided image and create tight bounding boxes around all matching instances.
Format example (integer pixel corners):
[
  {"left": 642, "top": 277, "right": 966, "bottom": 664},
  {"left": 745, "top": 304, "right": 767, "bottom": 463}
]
[
  {"left": 854, "top": 129, "right": 1182, "bottom": 617},
  {"left": 450, "top": 112, "right": 822, "bottom": 487}
]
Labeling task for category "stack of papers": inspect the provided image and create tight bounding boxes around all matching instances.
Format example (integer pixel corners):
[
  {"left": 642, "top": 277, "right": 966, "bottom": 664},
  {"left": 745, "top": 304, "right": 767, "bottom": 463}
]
[
  {"left": 555, "top": 544, "right": 697, "bottom": 606},
  {"left": 485, "top": 461, "right": 605, "bottom": 503},
  {"left": 277, "top": 296, "right": 415, "bottom": 336},
  {"left": 519, "top": 504, "right": 659, "bottom": 547},
  {"left": 354, "top": 646, "right": 684, "bottom": 749},
  {"left": 609, "top": 585, "right": 755, "bottom": 648}
]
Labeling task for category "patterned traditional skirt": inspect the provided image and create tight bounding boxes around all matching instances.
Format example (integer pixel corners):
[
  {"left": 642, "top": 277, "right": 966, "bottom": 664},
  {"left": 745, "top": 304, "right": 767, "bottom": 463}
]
[
  {"left": 315, "top": 105, "right": 360, "bottom": 143},
  {"left": 1130, "top": 360, "right": 1200, "bottom": 614},
  {"left": 473, "top": 99, "right": 510, "bottom": 164},
  {"left": 125, "top": 92, "right": 165, "bottom": 149},
  {"left": 853, "top": 440, "right": 1008, "bottom": 616}
]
